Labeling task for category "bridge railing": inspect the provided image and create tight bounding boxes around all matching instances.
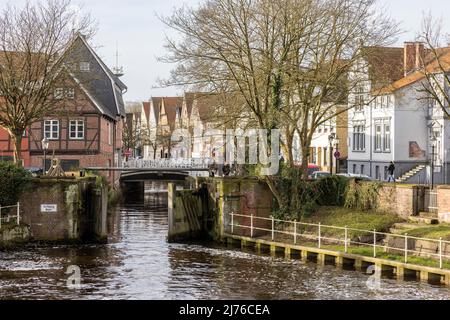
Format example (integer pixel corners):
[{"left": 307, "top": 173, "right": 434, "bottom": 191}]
[{"left": 123, "top": 158, "right": 214, "bottom": 170}]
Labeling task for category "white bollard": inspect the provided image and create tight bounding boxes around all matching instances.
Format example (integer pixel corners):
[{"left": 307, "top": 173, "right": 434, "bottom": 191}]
[
  {"left": 373, "top": 230, "right": 377, "bottom": 258},
  {"left": 345, "top": 226, "right": 348, "bottom": 253},
  {"left": 404, "top": 233, "right": 408, "bottom": 264},
  {"left": 16, "top": 202, "right": 20, "bottom": 225},
  {"left": 294, "top": 220, "right": 297, "bottom": 245},
  {"left": 271, "top": 216, "right": 274, "bottom": 241},
  {"left": 318, "top": 223, "right": 321, "bottom": 249}
]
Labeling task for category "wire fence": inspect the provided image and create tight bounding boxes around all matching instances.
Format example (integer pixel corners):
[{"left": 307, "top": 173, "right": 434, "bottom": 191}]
[{"left": 229, "top": 212, "right": 450, "bottom": 269}]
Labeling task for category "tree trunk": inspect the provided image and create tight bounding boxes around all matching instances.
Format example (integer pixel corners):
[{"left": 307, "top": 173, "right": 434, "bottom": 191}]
[
  {"left": 12, "top": 133, "right": 23, "bottom": 167},
  {"left": 284, "top": 131, "right": 295, "bottom": 167},
  {"left": 264, "top": 176, "right": 285, "bottom": 209},
  {"left": 300, "top": 144, "right": 310, "bottom": 180}
]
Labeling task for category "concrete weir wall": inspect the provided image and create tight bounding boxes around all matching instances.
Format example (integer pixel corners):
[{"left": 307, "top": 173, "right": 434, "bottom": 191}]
[
  {"left": 215, "top": 178, "right": 273, "bottom": 240},
  {"left": 167, "top": 178, "right": 273, "bottom": 242},
  {"left": 19, "top": 178, "right": 108, "bottom": 242},
  {"left": 167, "top": 183, "right": 204, "bottom": 242}
]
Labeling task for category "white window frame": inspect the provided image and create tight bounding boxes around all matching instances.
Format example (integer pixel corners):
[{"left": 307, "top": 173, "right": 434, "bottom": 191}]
[
  {"left": 355, "top": 87, "right": 365, "bottom": 112},
  {"left": 384, "top": 123, "right": 391, "bottom": 152},
  {"left": 80, "top": 62, "right": 90, "bottom": 71},
  {"left": 65, "top": 88, "right": 75, "bottom": 100},
  {"left": 108, "top": 122, "right": 113, "bottom": 145},
  {"left": 54, "top": 88, "right": 64, "bottom": 100},
  {"left": 375, "top": 123, "right": 382, "bottom": 151},
  {"left": 44, "top": 120, "right": 59, "bottom": 140},
  {"left": 69, "top": 120, "right": 85, "bottom": 140},
  {"left": 54, "top": 87, "right": 75, "bottom": 100},
  {"left": 353, "top": 124, "right": 365, "bottom": 151}
]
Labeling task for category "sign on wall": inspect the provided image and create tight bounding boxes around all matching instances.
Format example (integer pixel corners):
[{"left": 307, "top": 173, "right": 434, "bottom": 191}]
[{"left": 40, "top": 204, "right": 58, "bottom": 213}]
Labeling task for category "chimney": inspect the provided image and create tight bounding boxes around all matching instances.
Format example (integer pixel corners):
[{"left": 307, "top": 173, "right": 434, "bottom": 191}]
[{"left": 404, "top": 42, "right": 425, "bottom": 76}]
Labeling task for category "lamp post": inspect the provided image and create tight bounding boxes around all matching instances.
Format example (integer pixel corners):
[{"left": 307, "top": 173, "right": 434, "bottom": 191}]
[
  {"left": 328, "top": 133, "right": 336, "bottom": 174},
  {"left": 334, "top": 136, "right": 341, "bottom": 174},
  {"left": 430, "top": 135, "right": 437, "bottom": 190},
  {"left": 41, "top": 137, "right": 49, "bottom": 176}
]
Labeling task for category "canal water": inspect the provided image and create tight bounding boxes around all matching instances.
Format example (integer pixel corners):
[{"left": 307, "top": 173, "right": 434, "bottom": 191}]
[{"left": 0, "top": 191, "right": 449, "bottom": 300}]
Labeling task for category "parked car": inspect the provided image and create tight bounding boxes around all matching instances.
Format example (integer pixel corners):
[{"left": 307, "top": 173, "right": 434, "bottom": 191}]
[
  {"left": 337, "top": 173, "right": 374, "bottom": 181},
  {"left": 311, "top": 171, "right": 332, "bottom": 180},
  {"left": 307, "top": 164, "right": 321, "bottom": 179}
]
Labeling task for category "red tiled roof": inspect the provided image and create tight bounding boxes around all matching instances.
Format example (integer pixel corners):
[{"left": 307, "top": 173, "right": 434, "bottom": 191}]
[
  {"left": 193, "top": 93, "right": 220, "bottom": 123},
  {"left": 363, "top": 46, "right": 405, "bottom": 88},
  {"left": 151, "top": 97, "right": 162, "bottom": 123},
  {"left": 142, "top": 102, "right": 150, "bottom": 122},
  {"left": 162, "top": 97, "right": 183, "bottom": 130},
  {"left": 376, "top": 47, "right": 450, "bottom": 94}
]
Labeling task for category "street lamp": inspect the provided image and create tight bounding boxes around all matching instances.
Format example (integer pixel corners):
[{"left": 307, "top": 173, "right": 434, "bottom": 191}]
[
  {"left": 430, "top": 135, "right": 437, "bottom": 189},
  {"left": 334, "top": 136, "right": 341, "bottom": 174},
  {"left": 328, "top": 133, "right": 336, "bottom": 174},
  {"left": 41, "top": 137, "right": 49, "bottom": 176}
]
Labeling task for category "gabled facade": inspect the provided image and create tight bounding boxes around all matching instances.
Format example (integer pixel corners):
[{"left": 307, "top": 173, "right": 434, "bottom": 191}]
[
  {"left": 348, "top": 42, "right": 450, "bottom": 183},
  {"left": 18, "top": 34, "right": 128, "bottom": 184}
]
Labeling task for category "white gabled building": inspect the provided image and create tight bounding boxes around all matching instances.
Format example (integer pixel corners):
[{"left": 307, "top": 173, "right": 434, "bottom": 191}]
[{"left": 348, "top": 42, "right": 450, "bottom": 184}]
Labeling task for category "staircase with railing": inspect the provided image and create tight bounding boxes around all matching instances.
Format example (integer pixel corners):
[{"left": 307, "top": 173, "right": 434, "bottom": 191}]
[{"left": 397, "top": 164, "right": 427, "bottom": 183}]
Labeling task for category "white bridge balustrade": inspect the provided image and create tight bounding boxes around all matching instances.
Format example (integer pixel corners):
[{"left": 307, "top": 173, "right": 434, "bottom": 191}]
[{"left": 122, "top": 158, "right": 214, "bottom": 171}]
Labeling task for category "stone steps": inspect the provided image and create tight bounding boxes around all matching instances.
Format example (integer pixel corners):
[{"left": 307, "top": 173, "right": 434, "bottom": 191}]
[
  {"left": 408, "top": 216, "right": 439, "bottom": 225},
  {"left": 389, "top": 223, "right": 425, "bottom": 235},
  {"left": 419, "top": 212, "right": 439, "bottom": 219},
  {"left": 397, "top": 165, "right": 426, "bottom": 183}
]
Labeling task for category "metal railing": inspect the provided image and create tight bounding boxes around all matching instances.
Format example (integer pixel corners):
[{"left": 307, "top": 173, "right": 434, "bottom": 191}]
[
  {"left": 123, "top": 158, "right": 213, "bottom": 170},
  {"left": 0, "top": 202, "right": 21, "bottom": 229},
  {"left": 229, "top": 213, "right": 450, "bottom": 269}
]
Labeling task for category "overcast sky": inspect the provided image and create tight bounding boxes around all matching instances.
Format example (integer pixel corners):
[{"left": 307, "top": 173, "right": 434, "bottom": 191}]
[{"left": 2, "top": 0, "right": 450, "bottom": 102}]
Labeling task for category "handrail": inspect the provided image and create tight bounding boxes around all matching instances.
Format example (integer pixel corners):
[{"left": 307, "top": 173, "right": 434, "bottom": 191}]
[
  {"left": 229, "top": 212, "right": 450, "bottom": 269},
  {"left": 123, "top": 158, "right": 212, "bottom": 170},
  {"left": 0, "top": 202, "right": 21, "bottom": 229}
]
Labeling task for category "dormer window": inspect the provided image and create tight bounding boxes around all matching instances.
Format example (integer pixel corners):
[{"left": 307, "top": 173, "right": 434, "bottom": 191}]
[{"left": 80, "top": 62, "right": 90, "bottom": 71}]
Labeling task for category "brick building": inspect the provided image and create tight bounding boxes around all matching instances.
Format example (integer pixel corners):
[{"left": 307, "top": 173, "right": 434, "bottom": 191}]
[{"left": 0, "top": 34, "right": 127, "bottom": 184}]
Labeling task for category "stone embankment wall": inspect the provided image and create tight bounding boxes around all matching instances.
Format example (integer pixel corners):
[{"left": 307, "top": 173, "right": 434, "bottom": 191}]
[
  {"left": 0, "top": 225, "right": 31, "bottom": 247},
  {"left": 19, "top": 177, "right": 108, "bottom": 242}
]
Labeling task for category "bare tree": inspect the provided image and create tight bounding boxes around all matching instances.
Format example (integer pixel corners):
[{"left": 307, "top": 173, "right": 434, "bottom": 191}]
[
  {"left": 417, "top": 13, "right": 450, "bottom": 119},
  {"left": 161, "top": 0, "right": 399, "bottom": 209},
  {"left": 0, "top": 0, "right": 95, "bottom": 165}
]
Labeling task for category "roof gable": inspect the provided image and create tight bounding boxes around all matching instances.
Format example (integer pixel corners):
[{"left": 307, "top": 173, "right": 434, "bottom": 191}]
[{"left": 63, "top": 35, "right": 127, "bottom": 119}]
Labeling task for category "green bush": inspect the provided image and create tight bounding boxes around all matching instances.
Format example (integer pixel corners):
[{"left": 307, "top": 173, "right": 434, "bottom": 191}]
[
  {"left": 344, "top": 180, "right": 382, "bottom": 210},
  {"left": 272, "top": 173, "right": 351, "bottom": 221},
  {"left": 0, "top": 162, "right": 31, "bottom": 206},
  {"left": 314, "top": 176, "right": 349, "bottom": 207}
]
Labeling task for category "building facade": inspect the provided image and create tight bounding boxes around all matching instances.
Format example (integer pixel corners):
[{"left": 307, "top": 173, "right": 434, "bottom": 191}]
[
  {"left": 0, "top": 34, "right": 127, "bottom": 184},
  {"left": 348, "top": 42, "right": 450, "bottom": 184}
]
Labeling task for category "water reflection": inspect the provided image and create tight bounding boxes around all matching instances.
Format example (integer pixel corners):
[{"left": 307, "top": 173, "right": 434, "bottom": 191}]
[{"left": 0, "top": 184, "right": 449, "bottom": 300}]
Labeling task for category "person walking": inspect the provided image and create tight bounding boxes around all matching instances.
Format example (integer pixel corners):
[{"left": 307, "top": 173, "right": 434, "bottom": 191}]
[{"left": 387, "top": 162, "right": 396, "bottom": 182}]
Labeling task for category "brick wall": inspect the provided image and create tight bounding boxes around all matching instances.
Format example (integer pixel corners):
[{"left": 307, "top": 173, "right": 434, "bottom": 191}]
[
  {"left": 377, "top": 184, "right": 417, "bottom": 219},
  {"left": 437, "top": 186, "right": 450, "bottom": 223}
]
